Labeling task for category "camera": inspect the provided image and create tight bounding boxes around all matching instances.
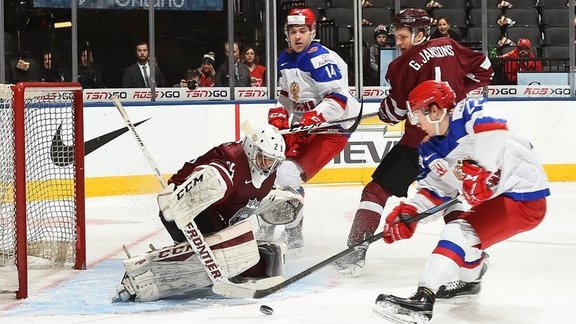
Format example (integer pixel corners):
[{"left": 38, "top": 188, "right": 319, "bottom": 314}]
[{"left": 187, "top": 79, "right": 198, "bottom": 90}]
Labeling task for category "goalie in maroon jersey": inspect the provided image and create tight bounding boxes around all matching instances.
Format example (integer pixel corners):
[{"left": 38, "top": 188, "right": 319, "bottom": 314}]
[
  {"left": 335, "top": 8, "right": 494, "bottom": 277},
  {"left": 114, "top": 124, "right": 304, "bottom": 302}
]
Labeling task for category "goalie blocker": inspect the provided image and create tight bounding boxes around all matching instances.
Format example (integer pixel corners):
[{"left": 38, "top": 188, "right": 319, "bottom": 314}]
[{"left": 116, "top": 220, "right": 286, "bottom": 302}]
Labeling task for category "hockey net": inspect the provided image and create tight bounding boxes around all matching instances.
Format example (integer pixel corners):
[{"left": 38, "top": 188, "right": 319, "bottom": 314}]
[{"left": 0, "top": 82, "right": 85, "bottom": 299}]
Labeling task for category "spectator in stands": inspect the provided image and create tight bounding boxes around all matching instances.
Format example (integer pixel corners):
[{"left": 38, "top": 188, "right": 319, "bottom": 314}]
[
  {"left": 368, "top": 24, "right": 393, "bottom": 86},
  {"left": 78, "top": 48, "right": 104, "bottom": 88},
  {"left": 40, "top": 51, "right": 65, "bottom": 82},
  {"left": 242, "top": 45, "right": 266, "bottom": 87},
  {"left": 175, "top": 68, "right": 201, "bottom": 89},
  {"left": 198, "top": 52, "right": 216, "bottom": 87},
  {"left": 122, "top": 41, "right": 166, "bottom": 88},
  {"left": 430, "top": 17, "right": 461, "bottom": 41},
  {"left": 499, "top": 38, "right": 542, "bottom": 85},
  {"left": 216, "top": 41, "right": 252, "bottom": 87}
]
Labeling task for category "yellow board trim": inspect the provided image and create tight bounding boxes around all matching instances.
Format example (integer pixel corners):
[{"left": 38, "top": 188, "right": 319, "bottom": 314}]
[{"left": 84, "top": 164, "right": 574, "bottom": 197}]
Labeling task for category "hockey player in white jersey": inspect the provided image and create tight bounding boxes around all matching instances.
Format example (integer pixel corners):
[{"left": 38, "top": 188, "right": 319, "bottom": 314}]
[
  {"left": 264, "top": 8, "right": 361, "bottom": 249},
  {"left": 373, "top": 80, "right": 549, "bottom": 324}
]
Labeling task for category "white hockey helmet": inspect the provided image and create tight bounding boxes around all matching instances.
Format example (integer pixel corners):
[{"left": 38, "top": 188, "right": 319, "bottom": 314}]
[{"left": 242, "top": 124, "right": 286, "bottom": 188}]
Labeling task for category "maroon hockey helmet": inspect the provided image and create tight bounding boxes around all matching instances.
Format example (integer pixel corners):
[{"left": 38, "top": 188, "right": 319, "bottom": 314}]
[
  {"left": 406, "top": 80, "right": 456, "bottom": 125},
  {"left": 390, "top": 8, "right": 431, "bottom": 37}
]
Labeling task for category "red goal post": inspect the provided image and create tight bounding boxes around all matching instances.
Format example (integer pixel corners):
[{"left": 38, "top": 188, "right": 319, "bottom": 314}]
[{"left": 0, "top": 82, "right": 85, "bottom": 299}]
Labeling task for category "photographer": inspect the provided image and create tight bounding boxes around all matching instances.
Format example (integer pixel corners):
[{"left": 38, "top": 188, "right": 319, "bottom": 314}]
[{"left": 175, "top": 68, "right": 200, "bottom": 90}]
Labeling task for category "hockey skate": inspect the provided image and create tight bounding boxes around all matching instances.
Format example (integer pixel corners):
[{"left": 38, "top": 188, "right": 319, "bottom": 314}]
[
  {"left": 332, "top": 242, "right": 368, "bottom": 277},
  {"left": 281, "top": 218, "right": 303, "bottom": 251},
  {"left": 373, "top": 287, "right": 435, "bottom": 324},
  {"left": 255, "top": 221, "right": 278, "bottom": 242},
  {"left": 436, "top": 254, "right": 489, "bottom": 300}
]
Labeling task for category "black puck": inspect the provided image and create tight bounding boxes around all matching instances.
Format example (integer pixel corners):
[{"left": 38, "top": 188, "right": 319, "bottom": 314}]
[{"left": 260, "top": 304, "right": 274, "bottom": 315}]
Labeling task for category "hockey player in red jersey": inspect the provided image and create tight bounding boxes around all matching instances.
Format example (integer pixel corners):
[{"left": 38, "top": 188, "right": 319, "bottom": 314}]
[
  {"left": 263, "top": 8, "right": 361, "bottom": 250},
  {"left": 115, "top": 124, "right": 303, "bottom": 302},
  {"left": 335, "top": 8, "right": 494, "bottom": 276}
]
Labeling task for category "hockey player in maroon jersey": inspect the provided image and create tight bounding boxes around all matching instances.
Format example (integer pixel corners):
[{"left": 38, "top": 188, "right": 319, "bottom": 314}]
[
  {"left": 114, "top": 124, "right": 303, "bottom": 302},
  {"left": 335, "top": 8, "right": 494, "bottom": 277}
]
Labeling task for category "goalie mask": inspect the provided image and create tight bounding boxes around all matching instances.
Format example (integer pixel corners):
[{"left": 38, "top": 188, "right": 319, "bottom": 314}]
[{"left": 243, "top": 124, "right": 286, "bottom": 189}]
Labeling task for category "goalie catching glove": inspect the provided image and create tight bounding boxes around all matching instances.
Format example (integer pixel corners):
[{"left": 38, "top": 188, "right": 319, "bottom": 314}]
[
  {"left": 383, "top": 202, "right": 418, "bottom": 244},
  {"left": 256, "top": 187, "right": 304, "bottom": 225}
]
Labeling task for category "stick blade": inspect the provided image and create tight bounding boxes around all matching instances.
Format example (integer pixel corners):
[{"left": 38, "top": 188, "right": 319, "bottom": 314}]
[
  {"left": 240, "top": 120, "right": 255, "bottom": 137},
  {"left": 212, "top": 276, "right": 284, "bottom": 299}
]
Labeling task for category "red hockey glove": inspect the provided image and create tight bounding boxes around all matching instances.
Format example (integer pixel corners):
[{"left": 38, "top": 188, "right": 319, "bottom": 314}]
[
  {"left": 383, "top": 202, "right": 419, "bottom": 244},
  {"left": 301, "top": 110, "right": 326, "bottom": 126},
  {"left": 268, "top": 107, "right": 289, "bottom": 130},
  {"left": 461, "top": 160, "right": 500, "bottom": 206}
]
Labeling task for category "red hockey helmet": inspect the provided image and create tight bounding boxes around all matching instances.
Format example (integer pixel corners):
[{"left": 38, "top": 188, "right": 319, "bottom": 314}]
[
  {"left": 285, "top": 8, "right": 317, "bottom": 46},
  {"left": 390, "top": 8, "right": 431, "bottom": 37},
  {"left": 286, "top": 8, "right": 316, "bottom": 30},
  {"left": 407, "top": 80, "right": 456, "bottom": 125}
]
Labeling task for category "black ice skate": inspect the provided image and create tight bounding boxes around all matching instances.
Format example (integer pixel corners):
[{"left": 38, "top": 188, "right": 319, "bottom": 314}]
[
  {"left": 332, "top": 242, "right": 368, "bottom": 277},
  {"left": 436, "top": 258, "right": 489, "bottom": 300},
  {"left": 373, "top": 286, "right": 435, "bottom": 324}
]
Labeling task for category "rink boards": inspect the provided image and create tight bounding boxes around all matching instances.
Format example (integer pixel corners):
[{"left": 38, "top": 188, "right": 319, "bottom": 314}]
[{"left": 80, "top": 96, "right": 575, "bottom": 196}]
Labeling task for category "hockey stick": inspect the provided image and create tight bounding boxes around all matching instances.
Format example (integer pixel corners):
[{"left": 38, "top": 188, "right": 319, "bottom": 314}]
[
  {"left": 278, "top": 100, "right": 373, "bottom": 135},
  {"left": 112, "top": 97, "right": 257, "bottom": 298},
  {"left": 112, "top": 97, "right": 168, "bottom": 188},
  {"left": 247, "top": 196, "right": 461, "bottom": 299}
]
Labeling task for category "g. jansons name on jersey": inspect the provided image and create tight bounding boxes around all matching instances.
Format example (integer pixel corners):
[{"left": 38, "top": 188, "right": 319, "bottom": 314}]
[
  {"left": 311, "top": 53, "right": 336, "bottom": 69},
  {"left": 409, "top": 45, "right": 455, "bottom": 71}
]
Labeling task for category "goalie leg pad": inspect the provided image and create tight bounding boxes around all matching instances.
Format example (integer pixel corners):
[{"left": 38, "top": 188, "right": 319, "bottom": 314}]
[
  {"left": 122, "top": 220, "right": 261, "bottom": 301},
  {"left": 158, "top": 165, "right": 228, "bottom": 229}
]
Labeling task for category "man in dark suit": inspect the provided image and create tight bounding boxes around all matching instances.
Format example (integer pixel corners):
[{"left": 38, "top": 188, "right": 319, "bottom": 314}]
[{"left": 122, "top": 41, "right": 166, "bottom": 88}]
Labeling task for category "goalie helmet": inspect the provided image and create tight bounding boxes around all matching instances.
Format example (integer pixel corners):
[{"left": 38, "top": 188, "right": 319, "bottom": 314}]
[
  {"left": 285, "top": 8, "right": 317, "bottom": 46},
  {"left": 406, "top": 80, "right": 456, "bottom": 125},
  {"left": 390, "top": 8, "right": 431, "bottom": 44},
  {"left": 243, "top": 124, "right": 286, "bottom": 189}
]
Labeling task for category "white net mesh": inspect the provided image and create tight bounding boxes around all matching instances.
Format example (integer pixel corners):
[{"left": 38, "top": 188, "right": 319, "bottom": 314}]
[{"left": 0, "top": 84, "right": 82, "bottom": 295}]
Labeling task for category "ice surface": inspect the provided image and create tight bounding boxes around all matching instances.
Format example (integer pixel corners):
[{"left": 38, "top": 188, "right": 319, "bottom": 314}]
[{"left": 1, "top": 183, "right": 575, "bottom": 323}]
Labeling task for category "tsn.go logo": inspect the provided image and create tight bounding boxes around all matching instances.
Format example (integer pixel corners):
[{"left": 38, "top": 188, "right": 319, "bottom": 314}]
[{"left": 186, "top": 89, "right": 228, "bottom": 98}]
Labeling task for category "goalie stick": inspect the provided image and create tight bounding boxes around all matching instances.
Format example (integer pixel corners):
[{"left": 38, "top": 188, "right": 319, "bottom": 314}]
[
  {"left": 231, "top": 196, "right": 461, "bottom": 299},
  {"left": 112, "top": 97, "right": 257, "bottom": 298}
]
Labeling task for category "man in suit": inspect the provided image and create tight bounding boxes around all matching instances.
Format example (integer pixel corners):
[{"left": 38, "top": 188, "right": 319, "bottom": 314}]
[
  {"left": 122, "top": 41, "right": 166, "bottom": 88},
  {"left": 215, "top": 41, "right": 252, "bottom": 87}
]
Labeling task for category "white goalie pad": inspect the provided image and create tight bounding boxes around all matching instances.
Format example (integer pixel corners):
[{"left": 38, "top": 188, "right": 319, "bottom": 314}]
[
  {"left": 158, "top": 165, "right": 227, "bottom": 229},
  {"left": 256, "top": 187, "right": 304, "bottom": 225},
  {"left": 121, "top": 220, "right": 265, "bottom": 301}
]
